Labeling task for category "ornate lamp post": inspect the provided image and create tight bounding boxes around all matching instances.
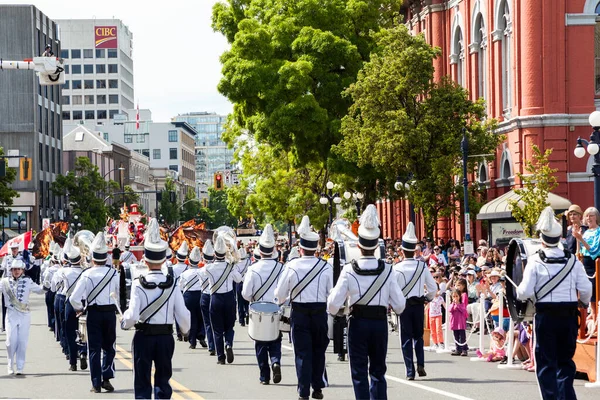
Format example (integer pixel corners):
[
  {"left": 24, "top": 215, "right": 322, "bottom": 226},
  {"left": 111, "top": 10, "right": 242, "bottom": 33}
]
[
  {"left": 70, "top": 215, "right": 80, "bottom": 234},
  {"left": 320, "top": 181, "right": 342, "bottom": 229},
  {"left": 13, "top": 211, "right": 26, "bottom": 234},
  {"left": 395, "top": 175, "right": 415, "bottom": 223},
  {"left": 574, "top": 111, "right": 600, "bottom": 211},
  {"left": 343, "top": 190, "right": 364, "bottom": 218}
]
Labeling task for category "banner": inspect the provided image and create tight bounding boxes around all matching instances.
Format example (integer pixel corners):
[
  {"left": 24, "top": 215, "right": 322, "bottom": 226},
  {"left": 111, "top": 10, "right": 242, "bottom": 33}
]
[
  {"left": 0, "top": 231, "right": 32, "bottom": 257},
  {"left": 95, "top": 26, "right": 118, "bottom": 49}
]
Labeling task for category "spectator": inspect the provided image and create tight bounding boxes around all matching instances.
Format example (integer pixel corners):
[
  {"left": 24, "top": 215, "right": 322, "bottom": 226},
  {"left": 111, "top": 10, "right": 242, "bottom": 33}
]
[
  {"left": 564, "top": 204, "right": 586, "bottom": 255},
  {"left": 573, "top": 206, "right": 600, "bottom": 314},
  {"left": 476, "top": 327, "right": 506, "bottom": 362},
  {"left": 42, "top": 44, "right": 54, "bottom": 57},
  {"left": 449, "top": 289, "right": 468, "bottom": 356},
  {"left": 447, "top": 241, "right": 461, "bottom": 264},
  {"left": 413, "top": 245, "right": 425, "bottom": 262},
  {"left": 429, "top": 246, "right": 448, "bottom": 269},
  {"left": 428, "top": 285, "right": 445, "bottom": 350}
]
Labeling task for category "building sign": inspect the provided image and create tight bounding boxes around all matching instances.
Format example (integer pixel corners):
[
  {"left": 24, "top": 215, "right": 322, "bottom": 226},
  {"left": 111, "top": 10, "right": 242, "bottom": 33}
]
[
  {"left": 490, "top": 221, "right": 526, "bottom": 248},
  {"left": 95, "top": 26, "right": 118, "bottom": 49}
]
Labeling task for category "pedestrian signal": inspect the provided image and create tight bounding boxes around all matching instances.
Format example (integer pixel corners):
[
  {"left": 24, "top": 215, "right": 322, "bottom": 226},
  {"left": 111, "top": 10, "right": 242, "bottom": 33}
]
[
  {"left": 20, "top": 157, "right": 32, "bottom": 181},
  {"left": 215, "top": 173, "right": 223, "bottom": 190}
]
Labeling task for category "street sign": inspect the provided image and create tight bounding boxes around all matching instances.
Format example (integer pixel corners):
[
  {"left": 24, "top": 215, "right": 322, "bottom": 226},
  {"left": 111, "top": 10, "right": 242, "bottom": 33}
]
[
  {"left": 464, "top": 240, "right": 474, "bottom": 255},
  {"left": 8, "top": 150, "right": 19, "bottom": 168}
]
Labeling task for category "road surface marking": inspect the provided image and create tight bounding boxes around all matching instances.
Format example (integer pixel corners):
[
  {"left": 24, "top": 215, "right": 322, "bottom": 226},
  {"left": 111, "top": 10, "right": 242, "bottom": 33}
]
[{"left": 115, "top": 344, "right": 203, "bottom": 400}]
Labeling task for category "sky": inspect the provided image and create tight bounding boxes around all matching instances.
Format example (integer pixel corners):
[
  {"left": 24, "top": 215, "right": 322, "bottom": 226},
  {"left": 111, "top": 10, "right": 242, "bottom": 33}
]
[{"left": 5, "top": 0, "right": 233, "bottom": 121}]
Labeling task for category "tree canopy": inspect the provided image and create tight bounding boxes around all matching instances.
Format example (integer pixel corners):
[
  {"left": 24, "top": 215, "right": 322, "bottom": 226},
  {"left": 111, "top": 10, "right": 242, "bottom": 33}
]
[
  {"left": 50, "top": 157, "right": 117, "bottom": 233},
  {"left": 158, "top": 177, "right": 180, "bottom": 225},
  {"left": 334, "top": 26, "right": 502, "bottom": 235}
]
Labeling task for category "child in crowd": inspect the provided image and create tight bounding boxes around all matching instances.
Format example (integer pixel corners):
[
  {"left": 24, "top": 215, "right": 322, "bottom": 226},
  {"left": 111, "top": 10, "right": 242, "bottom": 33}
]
[
  {"left": 476, "top": 327, "right": 506, "bottom": 362},
  {"left": 449, "top": 289, "right": 468, "bottom": 356},
  {"left": 428, "top": 285, "right": 445, "bottom": 350}
]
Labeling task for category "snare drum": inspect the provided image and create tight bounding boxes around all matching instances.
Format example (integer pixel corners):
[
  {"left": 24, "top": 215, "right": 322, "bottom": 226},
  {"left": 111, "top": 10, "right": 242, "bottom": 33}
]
[
  {"left": 248, "top": 302, "right": 281, "bottom": 342},
  {"left": 78, "top": 315, "right": 88, "bottom": 344},
  {"left": 279, "top": 303, "right": 291, "bottom": 333},
  {"left": 505, "top": 238, "right": 542, "bottom": 322}
]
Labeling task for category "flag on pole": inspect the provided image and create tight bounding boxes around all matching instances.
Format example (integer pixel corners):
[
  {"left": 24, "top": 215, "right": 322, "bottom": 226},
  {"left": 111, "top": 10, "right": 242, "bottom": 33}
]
[
  {"left": 136, "top": 102, "right": 140, "bottom": 131},
  {"left": 0, "top": 231, "right": 32, "bottom": 257}
]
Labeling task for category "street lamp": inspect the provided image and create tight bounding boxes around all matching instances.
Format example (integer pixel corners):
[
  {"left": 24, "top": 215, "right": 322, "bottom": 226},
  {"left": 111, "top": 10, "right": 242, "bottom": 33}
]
[
  {"left": 461, "top": 128, "right": 471, "bottom": 243},
  {"left": 13, "top": 211, "right": 25, "bottom": 234},
  {"left": 395, "top": 175, "right": 416, "bottom": 223},
  {"left": 320, "top": 181, "right": 341, "bottom": 229},
  {"left": 70, "top": 215, "right": 79, "bottom": 234},
  {"left": 103, "top": 166, "right": 125, "bottom": 180},
  {"left": 574, "top": 111, "right": 600, "bottom": 211},
  {"left": 343, "top": 190, "right": 364, "bottom": 218}
]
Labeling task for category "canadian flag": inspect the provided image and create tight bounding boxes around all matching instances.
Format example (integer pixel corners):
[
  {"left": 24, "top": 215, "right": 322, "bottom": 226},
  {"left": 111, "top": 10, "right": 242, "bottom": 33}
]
[
  {"left": 0, "top": 231, "right": 32, "bottom": 257},
  {"left": 136, "top": 102, "right": 140, "bottom": 131}
]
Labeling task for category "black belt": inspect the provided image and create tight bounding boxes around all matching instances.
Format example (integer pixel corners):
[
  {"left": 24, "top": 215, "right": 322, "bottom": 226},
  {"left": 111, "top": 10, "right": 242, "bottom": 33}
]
[
  {"left": 134, "top": 323, "right": 173, "bottom": 336},
  {"left": 536, "top": 302, "right": 579, "bottom": 317},
  {"left": 291, "top": 302, "right": 326, "bottom": 315},
  {"left": 87, "top": 304, "right": 117, "bottom": 312},
  {"left": 406, "top": 296, "right": 426, "bottom": 306},
  {"left": 350, "top": 305, "right": 387, "bottom": 320}
]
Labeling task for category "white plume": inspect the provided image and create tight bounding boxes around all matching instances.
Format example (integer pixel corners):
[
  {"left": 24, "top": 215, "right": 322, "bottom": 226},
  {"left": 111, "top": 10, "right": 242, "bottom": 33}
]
[
  {"left": 146, "top": 218, "right": 161, "bottom": 243},
  {"left": 359, "top": 204, "right": 379, "bottom": 229},
  {"left": 63, "top": 237, "right": 73, "bottom": 255},
  {"left": 298, "top": 215, "right": 311, "bottom": 236},
  {"left": 536, "top": 206, "right": 556, "bottom": 233},
  {"left": 403, "top": 222, "right": 416, "bottom": 240}
]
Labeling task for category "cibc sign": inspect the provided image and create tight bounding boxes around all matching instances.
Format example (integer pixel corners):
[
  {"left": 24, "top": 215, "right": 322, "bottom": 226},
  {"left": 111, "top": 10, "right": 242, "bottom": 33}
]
[{"left": 95, "top": 26, "right": 118, "bottom": 49}]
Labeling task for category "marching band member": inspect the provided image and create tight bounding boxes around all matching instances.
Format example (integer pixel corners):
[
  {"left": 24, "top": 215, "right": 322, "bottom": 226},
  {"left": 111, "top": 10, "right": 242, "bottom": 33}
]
[
  {"left": 327, "top": 205, "right": 406, "bottom": 400},
  {"left": 286, "top": 246, "right": 300, "bottom": 263},
  {"left": 24, "top": 242, "right": 40, "bottom": 284},
  {"left": 235, "top": 247, "right": 251, "bottom": 326},
  {"left": 242, "top": 225, "right": 285, "bottom": 385},
  {"left": 1, "top": 242, "right": 22, "bottom": 331},
  {"left": 62, "top": 244, "right": 88, "bottom": 371},
  {"left": 275, "top": 215, "right": 333, "bottom": 400},
  {"left": 121, "top": 218, "right": 191, "bottom": 399},
  {"left": 199, "top": 240, "right": 216, "bottom": 356},
  {"left": 42, "top": 244, "right": 59, "bottom": 333},
  {"left": 394, "top": 222, "right": 436, "bottom": 381},
  {"left": 0, "top": 259, "right": 45, "bottom": 375},
  {"left": 52, "top": 242, "right": 70, "bottom": 357},
  {"left": 173, "top": 241, "right": 189, "bottom": 279},
  {"left": 253, "top": 247, "right": 261, "bottom": 262},
  {"left": 517, "top": 207, "right": 592, "bottom": 399},
  {"left": 180, "top": 246, "right": 207, "bottom": 349},
  {"left": 119, "top": 243, "right": 138, "bottom": 268},
  {"left": 69, "top": 232, "right": 120, "bottom": 393},
  {"left": 205, "top": 235, "right": 242, "bottom": 364}
]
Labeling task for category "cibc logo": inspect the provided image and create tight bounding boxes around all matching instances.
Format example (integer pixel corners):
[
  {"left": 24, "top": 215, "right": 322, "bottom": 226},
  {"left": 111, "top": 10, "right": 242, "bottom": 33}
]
[{"left": 95, "top": 26, "right": 118, "bottom": 49}]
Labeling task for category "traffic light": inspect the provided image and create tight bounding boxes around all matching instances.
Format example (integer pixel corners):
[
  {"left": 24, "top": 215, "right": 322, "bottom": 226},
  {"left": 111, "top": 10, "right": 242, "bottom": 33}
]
[
  {"left": 214, "top": 173, "right": 223, "bottom": 190},
  {"left": 20, "top": 157, "right": 31, "bottom": 181}
]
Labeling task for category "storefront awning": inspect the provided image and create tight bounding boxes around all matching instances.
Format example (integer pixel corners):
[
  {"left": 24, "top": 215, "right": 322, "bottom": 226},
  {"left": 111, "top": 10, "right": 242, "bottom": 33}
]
[{"left": 476, "top": 189, "right": 572, "bottom": 221}]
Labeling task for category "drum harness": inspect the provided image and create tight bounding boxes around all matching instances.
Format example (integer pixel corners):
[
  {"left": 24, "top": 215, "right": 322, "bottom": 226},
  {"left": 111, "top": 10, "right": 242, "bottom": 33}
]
[
  {"left": 349, "top": 259, "right": 392, "bottom": 320},
  {"left": 533, "top": 250, "right": 576, "bottom": 303},
  {"left": 135, "top": 267, "right": 177, "bottom": 335},
  {"left": 251, "top": 260, "right": 283, "bottom": 302}
]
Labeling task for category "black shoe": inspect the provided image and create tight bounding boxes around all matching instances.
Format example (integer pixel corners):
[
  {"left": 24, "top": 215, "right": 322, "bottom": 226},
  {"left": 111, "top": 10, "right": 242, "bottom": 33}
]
[
  {"left": 337, "top": 354, "right": 345, "bottom": 361},
  {"left": 260, "top": 380, "right": 270, "bottom": 385},
  {"left": 65, "top": 355, "right": 69, "bottom": 360},
  {"left": 217, "top": 359, "right": 225, "bottom": 365},
  {"left": 189, "top": 344, "right": 196, "bottom": 349},
  {"left": 417, "top": 365, "right": 427, "bottom": 377},
  {"left": 183, "top": 336, "right": 189, "bottom": 342},
  {"left": 272, "top": 363, "right": 281, "bottom": 384},
  {"left": 101, "top": 380, "right": 114, "bottom": 392},
  {"left": 209, "top": 350, "right": 216, "bottom": 356},
  {"left": 69, "top": 364, "right": 77, "bottom": 371},
  {"left": 451, "top": 350, "right": 461, "bottom": 356},
  {"left": 407, "top": 376, "right": 415, "bottom": 381},
  {"left": 240, "top": 322, "right": 246, "bottom": 327},
  {"left": 199, "top": 339, "right": 208, "bottom": 348},
  {"left": 245, "top": 316, "right": 249, "bottom": 325},
  {"left": 226, "top": 345, "right": 234, "bottom": 364},
  {"left": 312, "top": 389, "right": 324, "bottom": 399},
  {"left": 299, "top": 397, "right": 309, "bottom": 400},
  {"left": 80, "top": 357, "right": 88, "bottom": 370},
  {"left": 177, "top": 336, "right": 183, "bottom": 342},
  {"left": 90, "top": 387, "right": 101, "bottom": 393}
]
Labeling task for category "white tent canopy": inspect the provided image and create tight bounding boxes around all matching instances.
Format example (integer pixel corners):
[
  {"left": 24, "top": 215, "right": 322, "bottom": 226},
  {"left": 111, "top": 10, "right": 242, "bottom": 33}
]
[{"left": 476, "top": 190, "right": 572, "bottom": 220}]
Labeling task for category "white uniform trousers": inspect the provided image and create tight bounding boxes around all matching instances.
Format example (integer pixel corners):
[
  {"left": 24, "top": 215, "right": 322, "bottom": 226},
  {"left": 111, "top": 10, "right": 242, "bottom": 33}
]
[{"left": 5, "top": 309, "right": 31, "bottom": 373}]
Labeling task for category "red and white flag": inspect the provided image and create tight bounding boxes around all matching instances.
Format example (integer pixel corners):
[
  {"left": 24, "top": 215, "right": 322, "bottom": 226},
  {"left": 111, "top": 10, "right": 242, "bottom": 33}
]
[
  {"left": 0, "top": 231, "right": 32, "bottom": 257},
  {"left": 136, "top": 102, "right": 140, "bottom": 130}
]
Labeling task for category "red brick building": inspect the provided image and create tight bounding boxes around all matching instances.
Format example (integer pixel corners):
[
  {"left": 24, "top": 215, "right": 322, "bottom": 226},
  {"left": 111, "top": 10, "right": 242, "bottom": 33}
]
[{"left": 378, "top": 0, "right": 600, "bottom": 245}]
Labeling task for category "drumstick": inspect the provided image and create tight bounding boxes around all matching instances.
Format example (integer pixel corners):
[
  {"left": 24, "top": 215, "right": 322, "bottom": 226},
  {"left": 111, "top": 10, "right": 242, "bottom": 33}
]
[
  {"left": 503, "top": 274, "right": 519, "bottom": 289},
  {"left": 110, "top": 292, "right": 124, "bottom": 317}
]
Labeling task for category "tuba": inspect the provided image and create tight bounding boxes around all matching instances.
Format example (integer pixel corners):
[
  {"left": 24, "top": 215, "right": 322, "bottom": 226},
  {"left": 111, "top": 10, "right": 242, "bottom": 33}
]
[
  {"left": 212, "top": 226, "right": 240, "bottom": 264},
  {"left": 329, "top": 218, "right": 358, "bottom": 242},
  {"left": 73, "top": 230, "right": 95, "bottom": 269}
]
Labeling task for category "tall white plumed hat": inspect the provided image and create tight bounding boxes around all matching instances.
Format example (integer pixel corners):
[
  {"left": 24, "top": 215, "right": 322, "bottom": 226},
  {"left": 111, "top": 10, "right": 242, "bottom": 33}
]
[
  {"left": 253, "top": 246, "right": 261, "bottom": 260},
  {"left": 91, "top": 231, "right": 109, "bottom": 263},
  {"left": 202, "top": 240, "right": 215, "bottom": 262},
  {"left": 144, "top": 218, "right": 169, "bottom": 263},
  {"left": 189, "top": 246, "right": 202, "bottom": 266},
  {"left": 401, "top": 222, "right": 418, "bottom": 251},
  {"left": 67, "top": 240, "right": 82, "bottom": 265},
  {"left": 537, "top": 206, "right": 562, "bottom": 247},
  {"left": 298, "top": 215, "right": 319, "bottom": 251},
  {"left": 214, "top": 236, "right": 227, "bottom": 260},
  {"left": 258, "top": 224, "right": 276, "bottom": 255},
  {"left": 176, "top": 241, "right": 189, "bottom": 262},
  {"left": 358, "top": 204, "right": 381, "bottom": 250},
  {"left": 287, "top": 246, "right": 300, "bottom": 262},
  {"left": 239, "top": 247, "right": 248, "bottom": 259},
  {"left": 63, "top": 237, "right": 73, "bottom": 262}
]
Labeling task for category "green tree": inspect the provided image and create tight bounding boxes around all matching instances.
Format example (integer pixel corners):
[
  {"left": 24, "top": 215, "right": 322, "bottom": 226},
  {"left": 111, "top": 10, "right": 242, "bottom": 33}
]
[
  {"left": 334, "top": 26, "right": 502, "bottom": 235},
  {"left": 158, "top": 177, "right": 180, "bottom": 225},
  {"left": 0, "top": 148, "right": 19, "bottom": 226},
  {"left": 207, "top": 188, "right": 237, "bottom": 229},
  {"left": 508, "top": 145, "right": 558, "bottom": 237},
  {"left": 50, "top": 157, "right": 116, "bottom": 233},
  {"left": 181, "top": 187, "right": 204, "bottom": 222},
  {"left": 108, "top": 185, "right": 142, "bottom": 219}
]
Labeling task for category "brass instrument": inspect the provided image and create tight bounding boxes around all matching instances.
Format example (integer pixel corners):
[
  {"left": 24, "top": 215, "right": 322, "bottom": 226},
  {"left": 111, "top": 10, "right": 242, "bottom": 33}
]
[
  {"left": 73, "top": 230, "right": 95, "bottom": 269},
  {"left": 212, "top": 226, "right": 240, "bottom": 264}
]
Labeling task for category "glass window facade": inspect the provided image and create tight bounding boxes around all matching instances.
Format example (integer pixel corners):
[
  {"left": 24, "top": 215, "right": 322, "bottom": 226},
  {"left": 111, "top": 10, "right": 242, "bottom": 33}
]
[{"left": 168, "top": 130, "right": 178, "bottom": 142}]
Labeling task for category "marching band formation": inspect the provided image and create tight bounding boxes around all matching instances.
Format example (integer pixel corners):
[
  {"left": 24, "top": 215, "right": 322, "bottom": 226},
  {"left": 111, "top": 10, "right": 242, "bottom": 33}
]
[{"left": 0, "top": 203, "right": 594, "bottom": 400}]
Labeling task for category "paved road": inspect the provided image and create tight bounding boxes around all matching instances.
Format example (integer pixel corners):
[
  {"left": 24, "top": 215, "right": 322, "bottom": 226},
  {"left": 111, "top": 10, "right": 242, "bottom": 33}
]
[{"left": 0, "top": 296, "right": 597, "bottom": 399}]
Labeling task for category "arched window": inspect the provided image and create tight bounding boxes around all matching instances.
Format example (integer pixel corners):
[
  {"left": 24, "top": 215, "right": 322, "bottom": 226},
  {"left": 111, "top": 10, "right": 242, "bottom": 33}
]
[
  {"left": 478, "top": 163, "right": 488, "bottom": 183},
  {"left": 451, "top": 27, "right": 465, "bottom": 86},
  {"left": 496, "top": 0, "right": 512, "bottom": 118},
  {"left": 500, "top": 149, "right": 513, "bottom": 180},
  {"left": 473, "top": 14, "right": 487, "bottom": 102}
]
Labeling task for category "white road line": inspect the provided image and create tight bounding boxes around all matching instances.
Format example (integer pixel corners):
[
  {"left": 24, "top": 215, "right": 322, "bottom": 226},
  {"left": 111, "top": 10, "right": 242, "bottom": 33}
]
[
  {"left": 385, "top": 375, "right": 475, "bottom": 400},
  {"left": 283, "top": 344, "right": 472, "bottom": 400}
]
